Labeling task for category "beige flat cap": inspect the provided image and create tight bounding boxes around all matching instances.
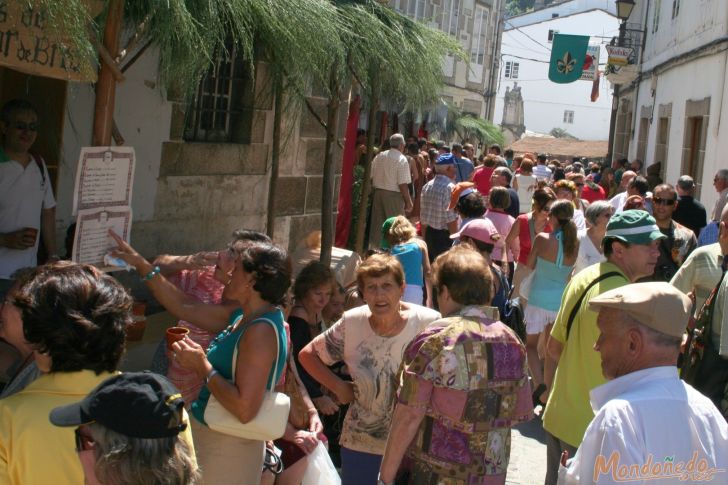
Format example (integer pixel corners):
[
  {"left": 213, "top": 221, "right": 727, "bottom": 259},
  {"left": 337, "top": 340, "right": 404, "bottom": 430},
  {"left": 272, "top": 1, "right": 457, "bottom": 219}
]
[{"left": 588, "top": 282, "right": 691, "bottom": 338}]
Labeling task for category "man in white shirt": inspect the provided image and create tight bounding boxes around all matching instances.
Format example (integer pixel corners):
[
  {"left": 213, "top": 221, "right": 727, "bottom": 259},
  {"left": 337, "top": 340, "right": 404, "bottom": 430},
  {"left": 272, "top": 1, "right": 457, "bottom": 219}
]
[
  {"left": 0, "top": 99, "right": 58, "bottom": 295},
  {"left": 558, "top": 282, "right": 728, "bottom": 484},
  {"left": 533, "top": 153, "right": 552, "bottom": 181},
  {"left": 368, "top": 133, "right": 412, "bottom": 249}
]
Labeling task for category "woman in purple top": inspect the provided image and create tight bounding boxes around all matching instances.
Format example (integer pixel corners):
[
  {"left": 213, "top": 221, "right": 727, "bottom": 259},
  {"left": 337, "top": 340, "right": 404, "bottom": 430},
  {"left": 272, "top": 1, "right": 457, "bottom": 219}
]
[{"left": 379, "top": 245, "right": 532, "bottom": 485}]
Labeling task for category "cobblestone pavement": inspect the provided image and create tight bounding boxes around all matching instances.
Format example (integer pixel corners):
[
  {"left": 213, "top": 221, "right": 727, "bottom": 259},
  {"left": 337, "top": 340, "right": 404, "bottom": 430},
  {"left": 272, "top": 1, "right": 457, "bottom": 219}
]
[{"left": 506, "top": 414, "right": 547, "bottom": 485}]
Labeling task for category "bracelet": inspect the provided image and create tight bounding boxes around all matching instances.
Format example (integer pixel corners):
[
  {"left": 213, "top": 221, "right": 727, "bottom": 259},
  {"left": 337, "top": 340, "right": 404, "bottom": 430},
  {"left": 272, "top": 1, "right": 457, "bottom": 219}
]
[
  {"left": 142, "top": 266, "right": 161, "bottom": 281},
  {"left": 205, "top": 369, "right": 219, "bottom": 385},
  {"left": 377, "top": 473, "right": 393, "bottom": 485}
]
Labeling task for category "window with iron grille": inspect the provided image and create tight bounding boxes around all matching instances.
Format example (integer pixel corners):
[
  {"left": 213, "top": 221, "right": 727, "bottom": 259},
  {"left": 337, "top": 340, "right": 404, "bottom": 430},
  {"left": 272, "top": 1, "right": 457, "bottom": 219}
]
[{"left": 184, "top": 40, "right": 254, "bottom": 143}]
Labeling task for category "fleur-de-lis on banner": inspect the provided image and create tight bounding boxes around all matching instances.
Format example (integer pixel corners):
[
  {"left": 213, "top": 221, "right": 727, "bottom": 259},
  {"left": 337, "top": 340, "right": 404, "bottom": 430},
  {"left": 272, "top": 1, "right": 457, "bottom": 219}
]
[{"left": 557, "top": 52, "right": 576, "bottom": 74}]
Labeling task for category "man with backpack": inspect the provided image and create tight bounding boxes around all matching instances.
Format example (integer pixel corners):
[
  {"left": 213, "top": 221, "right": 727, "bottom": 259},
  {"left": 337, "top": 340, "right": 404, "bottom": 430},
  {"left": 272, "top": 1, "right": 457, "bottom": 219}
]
[
  {"left": 541, "top": 210, "right": 664, "bottom": 485},
  {"left": 0, "top": 99, "right": 58, "bottom": 296}
]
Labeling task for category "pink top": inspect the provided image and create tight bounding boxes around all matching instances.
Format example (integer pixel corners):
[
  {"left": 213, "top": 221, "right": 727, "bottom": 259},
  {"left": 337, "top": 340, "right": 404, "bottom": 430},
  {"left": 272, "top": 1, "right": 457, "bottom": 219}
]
[
  {"left": 166, "top": 266, "right": 224, "bottom": 407},
  {"left": 472, "top": 166, "right": 494, "bottom": 195},
  {"left": 484, "top": 209, "right": 518, "bottom": 262}
]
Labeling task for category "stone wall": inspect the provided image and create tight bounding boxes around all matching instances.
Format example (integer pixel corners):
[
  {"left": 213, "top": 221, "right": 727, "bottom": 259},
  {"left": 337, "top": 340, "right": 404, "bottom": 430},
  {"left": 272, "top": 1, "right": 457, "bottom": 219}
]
[{"left": 132, "top": 62, "right": 346, "bottom": 257}]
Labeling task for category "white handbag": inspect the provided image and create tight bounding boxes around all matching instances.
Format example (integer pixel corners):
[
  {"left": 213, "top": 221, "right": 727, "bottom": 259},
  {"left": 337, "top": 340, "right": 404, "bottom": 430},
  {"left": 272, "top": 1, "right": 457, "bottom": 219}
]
[{"left": 204, "top": 317, "right": 290, "bottom": 441}]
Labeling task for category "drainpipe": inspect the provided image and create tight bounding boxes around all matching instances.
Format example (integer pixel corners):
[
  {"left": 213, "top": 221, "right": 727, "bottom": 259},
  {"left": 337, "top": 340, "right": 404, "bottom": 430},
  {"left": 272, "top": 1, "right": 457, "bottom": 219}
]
[{"left": 485, "top": 4, "right": 504, "bottom": 121}]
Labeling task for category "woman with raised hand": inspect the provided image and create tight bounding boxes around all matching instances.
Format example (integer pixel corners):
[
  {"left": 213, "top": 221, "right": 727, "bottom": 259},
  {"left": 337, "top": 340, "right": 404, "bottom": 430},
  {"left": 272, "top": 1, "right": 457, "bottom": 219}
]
[{"left": 111, "top": 233, "right": 292, "bottom": 485}]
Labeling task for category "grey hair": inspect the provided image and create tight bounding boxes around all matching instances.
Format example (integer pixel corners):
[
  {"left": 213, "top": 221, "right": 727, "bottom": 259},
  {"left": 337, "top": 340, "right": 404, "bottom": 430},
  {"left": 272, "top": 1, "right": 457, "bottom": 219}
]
[
  {"left": 716, "top": 169, "right": 728, "bottom": 181},
  {"left": 584, "top": 200, "right": 613, "bottom": 226},
  {"left": 389, "top": 133, "right": 405, "bottom": 149},
  {"left": 434, "top": 163, "right": 452, "bottom": 174},
  {"left": 88, "top": 423, "right": 200, "bottom": 485},
  {"left": 619, "top": 311, "right": 682, "bottom": 350}
]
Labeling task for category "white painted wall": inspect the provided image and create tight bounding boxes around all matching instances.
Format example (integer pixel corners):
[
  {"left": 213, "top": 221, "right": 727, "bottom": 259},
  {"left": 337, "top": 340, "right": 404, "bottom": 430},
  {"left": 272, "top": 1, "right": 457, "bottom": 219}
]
[
  {"left": 619, "top": 0, "right": 728, "bottom": 214},
  {"left": 57, "top": 48, "right": 172, "bottom": 232},
  {"left": 506, "top": 0, "right": 616, "bottom": 28},
  {"left": 494, "top": 9, "right": 618, "bottom": 140}
]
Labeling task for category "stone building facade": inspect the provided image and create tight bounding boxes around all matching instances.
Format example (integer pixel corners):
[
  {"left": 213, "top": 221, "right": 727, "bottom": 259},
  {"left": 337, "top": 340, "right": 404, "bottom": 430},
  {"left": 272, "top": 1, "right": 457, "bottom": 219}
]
[{"left": 54, "top": 52, "right": 345, "bottom": 257}]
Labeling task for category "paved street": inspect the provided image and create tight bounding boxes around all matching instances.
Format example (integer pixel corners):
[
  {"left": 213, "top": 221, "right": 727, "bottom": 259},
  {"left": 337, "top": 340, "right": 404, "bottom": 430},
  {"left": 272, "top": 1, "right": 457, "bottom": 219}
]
[{"left": 507, "top": 414, "right": 547, "bottom": 485}]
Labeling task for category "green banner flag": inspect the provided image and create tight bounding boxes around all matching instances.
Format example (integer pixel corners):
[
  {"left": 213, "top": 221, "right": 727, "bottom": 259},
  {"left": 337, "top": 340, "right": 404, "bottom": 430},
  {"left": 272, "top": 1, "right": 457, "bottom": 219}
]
[{"left": 549, "top": 34, "right": 590, "bottom": 84}]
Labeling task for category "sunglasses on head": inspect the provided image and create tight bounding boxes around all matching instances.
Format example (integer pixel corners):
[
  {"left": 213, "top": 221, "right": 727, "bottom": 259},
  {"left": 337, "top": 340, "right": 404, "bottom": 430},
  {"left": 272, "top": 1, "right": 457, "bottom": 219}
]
[
  {"left": 14, "top": 122, "right": 38, "bottom": 132},
  {"left": 653, "top": 197, "right": 676, "bottom": 206}
]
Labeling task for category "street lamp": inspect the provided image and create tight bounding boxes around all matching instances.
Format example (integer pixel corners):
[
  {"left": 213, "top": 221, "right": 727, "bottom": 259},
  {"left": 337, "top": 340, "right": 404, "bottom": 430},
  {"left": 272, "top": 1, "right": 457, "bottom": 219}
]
[{"left": 615, "top": 0, "right": 635, "bottom": 21}]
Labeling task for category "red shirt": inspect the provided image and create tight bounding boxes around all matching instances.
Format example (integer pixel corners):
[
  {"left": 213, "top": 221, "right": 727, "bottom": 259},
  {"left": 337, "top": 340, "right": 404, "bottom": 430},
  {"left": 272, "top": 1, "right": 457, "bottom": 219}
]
[
  {"left": 472, "top": 166, "right": 494, "bottom": 195},
  {"left": 516, "top": 213, "right": 552, "bottom": 264},
  {"left": 581, "top": 183, "right": 606, "bottom": 203}
]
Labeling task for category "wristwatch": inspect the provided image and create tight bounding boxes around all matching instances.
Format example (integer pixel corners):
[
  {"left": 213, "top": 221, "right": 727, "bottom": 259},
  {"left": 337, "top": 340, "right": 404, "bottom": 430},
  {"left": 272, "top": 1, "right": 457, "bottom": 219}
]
[{"left": 377, "top": 473, "right": 393, "bottom": 485}]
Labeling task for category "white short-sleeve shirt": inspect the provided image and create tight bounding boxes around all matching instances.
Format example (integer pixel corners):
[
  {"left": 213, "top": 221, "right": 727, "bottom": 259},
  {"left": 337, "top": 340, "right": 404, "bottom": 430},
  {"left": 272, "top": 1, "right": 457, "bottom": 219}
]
[
  {"left": 0, "top": 155, "right": 56, "bottom": 278},
  {"left": 370, "top": 149, "right": 411, "bottom": 192}
]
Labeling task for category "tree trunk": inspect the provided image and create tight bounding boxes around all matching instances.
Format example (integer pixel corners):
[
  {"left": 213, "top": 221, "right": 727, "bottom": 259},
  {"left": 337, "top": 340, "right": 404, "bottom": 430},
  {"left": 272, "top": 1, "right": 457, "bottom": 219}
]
[
  {"left": 266, "top": 74, "right": 283, "bottom": 238},
  {"left": 320, "top": 68, "right": 342, "bottom": 266},
  {"left": 354, "top": 76, "right": 380, "bottom": 254},
  {"left": 92, "top": 0, "right": 124, "bottom": 146}
]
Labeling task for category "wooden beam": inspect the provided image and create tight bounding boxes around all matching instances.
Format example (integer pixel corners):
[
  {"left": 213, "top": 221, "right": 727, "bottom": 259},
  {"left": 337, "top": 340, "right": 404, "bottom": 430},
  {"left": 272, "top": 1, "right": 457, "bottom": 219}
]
[
  {"left": 93, "top": 40, "right": 125, "bottom": 82},
  {"left": 92, "top": 0, "right": 124, "bottom": 146}
]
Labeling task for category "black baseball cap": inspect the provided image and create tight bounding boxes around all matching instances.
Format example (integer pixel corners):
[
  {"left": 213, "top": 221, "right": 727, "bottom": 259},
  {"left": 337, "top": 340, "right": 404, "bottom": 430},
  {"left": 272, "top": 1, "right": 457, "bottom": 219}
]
[{"left": 50, "top": 372, "right": 187, "bottom": 439}]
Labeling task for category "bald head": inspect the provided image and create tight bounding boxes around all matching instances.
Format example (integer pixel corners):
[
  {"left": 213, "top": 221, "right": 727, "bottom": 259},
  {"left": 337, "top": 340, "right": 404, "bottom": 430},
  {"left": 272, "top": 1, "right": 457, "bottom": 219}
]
[{"left": 620, "top": 170, "right": 637, "bottom": 190}]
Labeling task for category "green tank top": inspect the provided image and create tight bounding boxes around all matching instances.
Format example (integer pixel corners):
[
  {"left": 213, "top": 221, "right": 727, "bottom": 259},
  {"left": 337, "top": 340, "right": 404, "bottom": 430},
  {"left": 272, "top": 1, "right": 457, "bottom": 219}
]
[{"left": 191, "top": 308, "right": 288, "bottom": 424}]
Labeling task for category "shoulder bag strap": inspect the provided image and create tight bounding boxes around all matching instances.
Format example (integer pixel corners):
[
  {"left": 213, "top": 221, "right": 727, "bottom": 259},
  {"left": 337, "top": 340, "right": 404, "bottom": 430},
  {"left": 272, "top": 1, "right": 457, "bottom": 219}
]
[
  {"left": 565, "top": 271, "right": 624, "bottom": 340},
  {"left": 232, "top": 317, "right": 282, "bottom": 390},
  {"left": 28, "top": 150, "right": 46, "bottom": 185},
  {"left": 694, "top": 268, "right": 728, "bottom": 336}
]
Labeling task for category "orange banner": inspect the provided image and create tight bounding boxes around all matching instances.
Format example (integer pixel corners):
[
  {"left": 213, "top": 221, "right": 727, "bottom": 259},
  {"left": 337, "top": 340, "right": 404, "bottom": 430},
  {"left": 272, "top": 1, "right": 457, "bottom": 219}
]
[{"left": 0, "top": 1, "right": 101, "bottom": 82}]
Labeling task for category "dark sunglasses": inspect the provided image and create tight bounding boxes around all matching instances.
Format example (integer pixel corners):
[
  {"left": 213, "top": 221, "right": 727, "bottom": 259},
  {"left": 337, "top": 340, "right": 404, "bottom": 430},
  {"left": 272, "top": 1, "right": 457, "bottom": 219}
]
[
  {"left": 75, "top": 427, "right": 95, "bottom": 452},
  {"left": 653, "top": 197, "right": 676, "bottom": 206},
  {"left": 14, "top": 122, "right": 38, "bottom": 132}
]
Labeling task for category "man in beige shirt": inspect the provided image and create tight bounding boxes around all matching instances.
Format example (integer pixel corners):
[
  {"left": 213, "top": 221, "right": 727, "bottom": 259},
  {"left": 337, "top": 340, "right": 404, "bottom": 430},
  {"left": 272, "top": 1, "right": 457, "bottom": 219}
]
[{"left": 368, "top": 133, "right": 412, "bottom": 249}]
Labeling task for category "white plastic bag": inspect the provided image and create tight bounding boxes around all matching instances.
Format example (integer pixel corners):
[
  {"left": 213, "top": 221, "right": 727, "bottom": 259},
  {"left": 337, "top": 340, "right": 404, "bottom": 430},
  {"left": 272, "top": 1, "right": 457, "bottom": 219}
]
[{"left": 301, "top": 441, "right": 341, "bottom": 485}]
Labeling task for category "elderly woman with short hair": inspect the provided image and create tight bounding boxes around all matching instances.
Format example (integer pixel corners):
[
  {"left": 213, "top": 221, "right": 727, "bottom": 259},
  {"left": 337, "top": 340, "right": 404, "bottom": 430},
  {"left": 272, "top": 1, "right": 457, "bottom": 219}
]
[
  {"left": 378, "top": 246, "right": 532, "bottom": 485},
  {"left": 574, "top": 200, "right": 613, "bottom": 275},
  {"left": 0, "top": 262, "right": 195, "bottom": 484},
  {"left": 299, "top": 253, "right": 440, "bottom": 485}
]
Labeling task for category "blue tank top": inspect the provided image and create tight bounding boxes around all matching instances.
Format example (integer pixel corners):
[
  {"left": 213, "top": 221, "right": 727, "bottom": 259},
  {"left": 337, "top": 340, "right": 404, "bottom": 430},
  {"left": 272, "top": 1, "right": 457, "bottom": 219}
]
[
  {"left": 191, "top": 308, "right": 288, "bottom": 424},
  {"left": 390, "top": 242, "right": 424, "bottom": 287},
  {"left": 528, "top": 231, "right": 574, "bottom": 312}
]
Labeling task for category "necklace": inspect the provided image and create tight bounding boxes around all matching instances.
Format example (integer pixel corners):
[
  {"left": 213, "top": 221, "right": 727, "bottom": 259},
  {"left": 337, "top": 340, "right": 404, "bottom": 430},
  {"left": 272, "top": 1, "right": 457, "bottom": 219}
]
[{"left": 370, "top": 306, "right": 407, "bottom": 337}]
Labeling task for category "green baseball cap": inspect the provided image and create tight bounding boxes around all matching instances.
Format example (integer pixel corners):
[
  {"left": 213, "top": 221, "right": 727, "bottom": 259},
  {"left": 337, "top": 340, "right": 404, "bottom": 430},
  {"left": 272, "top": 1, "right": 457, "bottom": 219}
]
[
  {"left": 380, "top": 216, "right": 397, "bottom": 249},
  {"left": 603, "top": 210, "right": 666, "bottom": 245}
]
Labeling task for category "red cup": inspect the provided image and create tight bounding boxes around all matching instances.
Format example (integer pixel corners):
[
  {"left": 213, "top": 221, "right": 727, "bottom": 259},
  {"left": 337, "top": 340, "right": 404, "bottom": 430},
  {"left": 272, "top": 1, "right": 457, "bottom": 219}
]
[{"left": 166, "top": 327, "right": 189, "bottom": 351}]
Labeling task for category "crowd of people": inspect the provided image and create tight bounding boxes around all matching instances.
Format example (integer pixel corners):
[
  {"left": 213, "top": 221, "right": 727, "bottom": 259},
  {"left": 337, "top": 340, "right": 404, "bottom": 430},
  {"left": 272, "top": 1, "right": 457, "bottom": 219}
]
[{"left": 0, "top": 127, "right": 727, "bottom": 485}]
